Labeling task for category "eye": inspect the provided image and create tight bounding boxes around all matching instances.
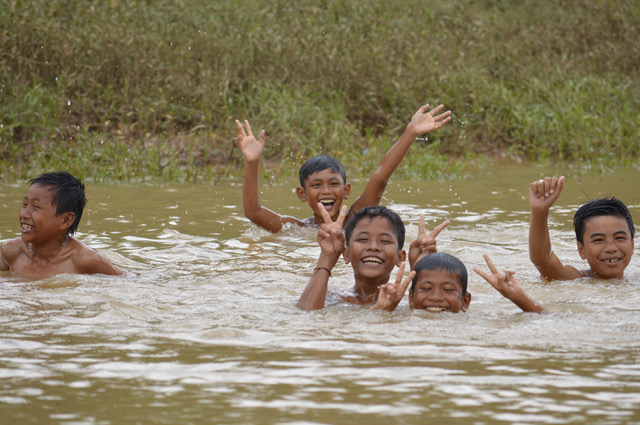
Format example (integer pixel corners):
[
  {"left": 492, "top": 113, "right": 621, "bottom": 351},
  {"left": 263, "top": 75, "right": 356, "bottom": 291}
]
[{"left": 356, "top": 237, "right": 368, "bottom": 243}]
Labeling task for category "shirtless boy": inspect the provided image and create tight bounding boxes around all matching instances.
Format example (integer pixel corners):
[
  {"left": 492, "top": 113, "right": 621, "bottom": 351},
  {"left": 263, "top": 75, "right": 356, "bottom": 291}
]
[
  {"left": 0, "top": 171, "right": 125, "bottom": 279},
  {"left": 236, "top": 103, "right": 451, "bottom": 232},
  {"left": 296, "top": 205, "right": 414, "bottom": 311},
  {"left": 529, "top": 176, "right": 635, "bottom": 281}
]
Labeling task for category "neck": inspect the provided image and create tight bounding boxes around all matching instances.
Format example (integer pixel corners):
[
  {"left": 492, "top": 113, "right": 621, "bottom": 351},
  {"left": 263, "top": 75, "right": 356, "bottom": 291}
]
[
  {"left": 351, "top": 274, "right": 390, "bottom": 302},
  {"left": 27, "top": 235, "right": 71, "bottom": 261}
]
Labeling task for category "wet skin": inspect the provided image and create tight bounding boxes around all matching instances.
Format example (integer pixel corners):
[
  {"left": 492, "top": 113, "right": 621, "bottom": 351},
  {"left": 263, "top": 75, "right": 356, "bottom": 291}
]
[
  {"left": 578, "top": 215, "right": 634, "bottom": 279},
  {"left": 409, "top": 269, "right": 471, "bottom": 313},
  {"left": 297, "top": 169, "right": 351, "bottom": 224}
]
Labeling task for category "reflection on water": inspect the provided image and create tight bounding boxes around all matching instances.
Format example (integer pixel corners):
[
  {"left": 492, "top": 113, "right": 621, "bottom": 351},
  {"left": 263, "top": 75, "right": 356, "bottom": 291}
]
[{"left": 1, "top": 165, "right": 639, "bottom": 424}]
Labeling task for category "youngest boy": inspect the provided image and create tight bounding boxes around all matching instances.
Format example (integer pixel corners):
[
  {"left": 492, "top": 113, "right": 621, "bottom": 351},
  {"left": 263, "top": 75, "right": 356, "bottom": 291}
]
[
  {"left": 529, "top": 176, "right": 635, "bottom": 281},
  {"left": 371, "top": 219, "right": 546, "bottom": 314},
  {"left": 0, "top": 171, "right": 126, "bottom": 279}
]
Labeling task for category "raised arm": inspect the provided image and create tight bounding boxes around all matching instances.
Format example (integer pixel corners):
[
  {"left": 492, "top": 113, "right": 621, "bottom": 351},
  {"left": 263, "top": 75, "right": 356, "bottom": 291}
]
[
  {"left": 347, "top": 104, "right": 451, "bottom": 219},
  {"left": 297, "top": 206, "right": 348, "bottom": 311},
  {"left": 236, "top": 120, "right": 301, "bottom": 233},
  {"left": 528, "top": 176, "right": 581, "bottom": 281},
  {"left": 368, "top": 262, "right": 416, "bottom": 312},
  {"left": 473, "top": 254, "right": 547, "bottom": 314},
  {"left": 408, "top": 214, "right": 450, "bottom": 270}
]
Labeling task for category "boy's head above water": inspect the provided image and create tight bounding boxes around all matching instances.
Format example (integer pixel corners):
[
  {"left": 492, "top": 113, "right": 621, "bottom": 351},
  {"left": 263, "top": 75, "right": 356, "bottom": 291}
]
[
  {"left": 297, "top": 155, "right": 350, "bottom": 220},
  {"left": 343, "top": 206, "right": 406, "bottom": 282},
  {"left": 573, "top": 197, "right": 635, "bottom": 279},
  {"left": 409, "top": 252, "right": 471, "bottom": 313},
  {"left": 26, "top": 171, "right": 86, "bottom": 236}
]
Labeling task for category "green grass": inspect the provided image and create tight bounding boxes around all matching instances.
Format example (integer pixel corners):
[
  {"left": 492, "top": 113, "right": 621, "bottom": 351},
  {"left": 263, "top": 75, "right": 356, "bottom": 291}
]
[{"left": 1, "top": 0, "right": 639, "bottom": 183}]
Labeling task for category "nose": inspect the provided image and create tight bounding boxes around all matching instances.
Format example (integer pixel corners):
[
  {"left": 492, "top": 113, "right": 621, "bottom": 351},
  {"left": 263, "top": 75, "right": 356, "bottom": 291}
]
[
  {"left": 429, "top": 287, "right": 445, "bottom": 301},
  {"left": 604, "top": 239, "right": 618, "bottom": 253},
  {"left": 19, "top": 205, "right": 30, "bottom": 220}
]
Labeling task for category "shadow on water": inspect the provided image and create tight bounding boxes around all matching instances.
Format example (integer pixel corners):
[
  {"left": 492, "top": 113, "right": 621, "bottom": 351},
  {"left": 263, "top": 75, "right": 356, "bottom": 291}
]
[{"left": 1, "top": 165, "right": 639, "bottom": 424}]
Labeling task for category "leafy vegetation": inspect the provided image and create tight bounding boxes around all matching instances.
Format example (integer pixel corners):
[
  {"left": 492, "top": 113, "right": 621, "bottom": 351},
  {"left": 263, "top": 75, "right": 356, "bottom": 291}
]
[{"left": 2, "top": 0, "right": 638, "bottom": 182}]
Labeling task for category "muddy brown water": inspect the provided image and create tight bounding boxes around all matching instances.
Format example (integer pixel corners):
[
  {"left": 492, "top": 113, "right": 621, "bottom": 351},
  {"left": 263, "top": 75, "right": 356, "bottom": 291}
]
[{"left": 1, "top": 165, "right": 639, "bottom": 424}]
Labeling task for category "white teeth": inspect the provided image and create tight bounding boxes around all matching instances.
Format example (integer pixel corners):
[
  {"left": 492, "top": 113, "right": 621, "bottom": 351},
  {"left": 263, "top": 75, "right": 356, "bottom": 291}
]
[
  {"left": 362, "top": 257, "right": 382, "bottom": 264},
  {"left": 425, "top": 307, "right": 446, "bottom": 312},
  {"left": 605, "top": 259, "right": 620, "bottom": 263},
  {"left": 320, "top": 199, "right": 334, "bottom": 204},
  {"left": 21, "top": 224, "right": 33, "bottom": 231}
]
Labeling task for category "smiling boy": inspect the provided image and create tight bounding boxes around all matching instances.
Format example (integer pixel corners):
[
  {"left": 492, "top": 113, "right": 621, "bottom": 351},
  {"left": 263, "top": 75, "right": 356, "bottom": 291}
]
[
  {"left": 529, "top": 176, "right": 635, "bottom": 281},
  {"left": 235, "top": 103, "right": 451, "bottom": 233},
  {"left": 0, "top": 171, "right": 126, "bottom": 279},
  {"left": 296, "top": 205, "right": 413, "bottom": 311}
]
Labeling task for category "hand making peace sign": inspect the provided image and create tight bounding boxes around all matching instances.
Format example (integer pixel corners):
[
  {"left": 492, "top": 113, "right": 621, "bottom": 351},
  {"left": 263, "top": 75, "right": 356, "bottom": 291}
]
[
  {"left": 408, "top": 214, "right": 450, "bottom": 270},
  {"left": 369, "top": 261, "right": 416, "bottom": 312}
]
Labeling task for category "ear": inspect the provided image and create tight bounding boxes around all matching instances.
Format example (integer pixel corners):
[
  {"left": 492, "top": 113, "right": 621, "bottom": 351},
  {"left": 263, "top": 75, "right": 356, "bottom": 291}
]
[
  {"left": 59, "top": 212, "right": 75, "bottom": 232},
  {"left": 460, "top": 293, "right": 472, "bottom": 312},
  {"left": 408, "top": 290, "right": 415, "bottom": 308},
  {"left": 396, "top": 249, "right": 406, "bottom": 266},
  {"left": 296, "top": 186, "right": 307, "bottom": 202},
  {"left": 577, "top": 241, "right": 586, "bottom": 259},
  {"left": 342, "top": 245, "right": 350, "bottom": 264},
  {"left": 343, "top": 183, "right": 351, "bottom": 199}
]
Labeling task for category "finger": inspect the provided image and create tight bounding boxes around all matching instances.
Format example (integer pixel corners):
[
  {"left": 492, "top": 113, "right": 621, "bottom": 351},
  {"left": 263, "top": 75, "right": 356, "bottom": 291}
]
[
  {"left": 335, "top": 205, "right": 348, "bottom": 227},
  {"left": 418, "top": 214, "right": 426, "bottom": 236},
  {"left": 235, "top": 120, "right": 247, "bottom": 138},
  {"left": 543, "top": 176, "right": 554, "bottom": 197},
  {"left": 400, "top": 270, "right": 416, "bottom": 293},
  {"left": 428, "top": 104, "right": 445, "bottom": 115},
  {"left": 259, "top": 129, "right": 266, "bottom": 144},
  {"left": 433, "top": 110, "right": 452, "bottom": 122},
  {"left": 394, "top": 261, "right": 407, "bottom": 285},
  {"left": 244, "top": 120, "right": 254, "bottom": 137},
  {"left": 483, "top": 253, "right": 499, "bottom": 274},
  {"left": 429, "top": 219, "right": 450, "bottom": 238},
  {"left": 318, "top": 202, "right": 334, "bottom": 224},
  {"left": 472, "top": 267, "right": 493, "bottom": 284},
  {"left": 419, "top": 104, "right": 430, "bottom": 114}
]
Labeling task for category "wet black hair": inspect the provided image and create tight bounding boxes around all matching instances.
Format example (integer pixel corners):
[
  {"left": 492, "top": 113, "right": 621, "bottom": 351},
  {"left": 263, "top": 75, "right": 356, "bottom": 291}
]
[
  {"left": 299, "top": 155, "right": 347, "bottom": 188},
  {"left": 573, "top": 197, "right": 635, "bottom": 244},
  {"left": 29, "top": 171, "right": 86, "bottom": 235},
  {"left": 410, "top": 252, "right": 468, "bottom": 295},
  {"left": 344, "top": 205, "right": 405, "bottom": 250}
]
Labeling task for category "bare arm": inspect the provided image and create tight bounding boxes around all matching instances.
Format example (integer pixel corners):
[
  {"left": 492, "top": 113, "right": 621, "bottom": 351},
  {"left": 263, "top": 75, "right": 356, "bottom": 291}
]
[
  {"left": 297, "top": 206, "right": 347, "bottom": 311},
  {"left": 347, "top": 104, "right": 451, "bottom": 220},
  {"left": 528, "top": 176, "right": 582, "bottom": 281},
  {"left": 474, "top": 254, "right": 547, "bottom": 314},
  {"left": 236, "top": 120, "right": 301, "bottom": 233},
  {"left": 74, "top": 245, "right": 126, "bottom": 276},
  {"left": 0, "top": 243, "right": 9, "bottom": 271}
]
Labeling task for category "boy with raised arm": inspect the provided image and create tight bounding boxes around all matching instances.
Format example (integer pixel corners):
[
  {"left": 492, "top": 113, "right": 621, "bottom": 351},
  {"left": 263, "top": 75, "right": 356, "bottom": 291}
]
[
  {"left": 371, "top": 219, "right": 546, "bottom": 314},
  {"left": 236, "top": 103, "right": 451, "bottom": 233},
  {"left": 0, "top": 171, "right": 126, "bottom": 279},
  {"left": 529, "top": 176, "right": 635, "bottom": 281}
]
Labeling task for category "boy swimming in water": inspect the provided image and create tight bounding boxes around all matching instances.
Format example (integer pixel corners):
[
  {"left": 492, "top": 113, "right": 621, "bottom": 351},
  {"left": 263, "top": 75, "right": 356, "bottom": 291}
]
[
  {"left": 371, "top": 217, "right": 546, "bottom": 314},
  {"left": 529, "top": 176, "right": 635, "bottom": 281},
  {"left": 296, "top": 205, "right": 413, "bottom": 311},
  {"left": 236, "top": 103, "right": 451, "bottom": 233},
  {"left": 0, "top": 171, "right": 126, "bottom": 279}
]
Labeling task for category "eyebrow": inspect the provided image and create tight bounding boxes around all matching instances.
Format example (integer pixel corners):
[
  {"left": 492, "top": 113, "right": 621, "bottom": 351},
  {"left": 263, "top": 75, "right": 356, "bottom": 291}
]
[{"left": 589, "top": 230, "right": 629, "bottom": 239}]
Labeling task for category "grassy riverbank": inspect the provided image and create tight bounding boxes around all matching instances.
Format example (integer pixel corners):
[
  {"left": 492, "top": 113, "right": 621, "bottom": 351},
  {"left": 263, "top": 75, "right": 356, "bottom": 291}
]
[{"left": 2, "top": 0, "right": 639, "bottom": 183}]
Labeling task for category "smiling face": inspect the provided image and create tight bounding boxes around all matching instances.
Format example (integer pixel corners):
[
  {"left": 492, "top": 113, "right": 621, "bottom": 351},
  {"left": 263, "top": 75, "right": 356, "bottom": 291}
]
[
  {"left": 297, "top": 169, "right": 351, "bottom": 223},
  {"left": 20, "top": 184, "right": 73, "bottom": 245},
  {"left": 344, "top": 216, "right": 405, "bottom": 286},
  {"left": 577, "top": 215, "right": 635, "bottom": 279},
  {"left": 409, "top": 269, "right": 471, "bottom": 313}
]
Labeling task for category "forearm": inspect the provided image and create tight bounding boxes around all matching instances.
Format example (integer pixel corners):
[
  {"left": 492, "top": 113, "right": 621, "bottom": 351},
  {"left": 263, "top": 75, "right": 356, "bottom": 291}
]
[
  {"left": 507, "top": 290, "right": 547, "bottom": 314},
  {"left": 296, "top": 254, "right": 338, "bottom": 311},
  {"left": 529, "top": 209, "right": 553, "bottom": 267},
  {"left": 242, "top": 159, "right": 262, "bottom": 220}
]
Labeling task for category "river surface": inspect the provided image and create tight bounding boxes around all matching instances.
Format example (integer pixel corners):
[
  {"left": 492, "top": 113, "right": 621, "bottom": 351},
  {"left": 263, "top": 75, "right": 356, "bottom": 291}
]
[{"left": 1, "top": 165, "right": 639, "bottom": 425}]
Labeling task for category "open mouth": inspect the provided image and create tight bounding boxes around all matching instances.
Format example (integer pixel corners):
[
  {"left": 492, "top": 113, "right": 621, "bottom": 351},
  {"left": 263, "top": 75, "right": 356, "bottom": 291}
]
[
  {"left": 21, "top": 224, "right": 33, "bottom": 232},
  {"left": 319, "top": 199, "right": 335, "bottom": 209},
  {"left": 602, "top": 258, "right": 622, "bottom": 265},
  {"left": 421, "top": 306, "right": 449, "bottom": 313},
  {"left": 362, "top": 256, "right": 383, "bottom": 265}
]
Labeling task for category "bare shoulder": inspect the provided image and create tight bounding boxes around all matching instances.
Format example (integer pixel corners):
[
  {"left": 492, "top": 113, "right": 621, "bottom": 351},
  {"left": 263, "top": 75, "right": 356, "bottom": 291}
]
[
  {"left": 1, "top": 237, "right": 26, "bottom": 265},
  {"left": 69, "top": 238, "right": 125, "bottom": 275}
]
